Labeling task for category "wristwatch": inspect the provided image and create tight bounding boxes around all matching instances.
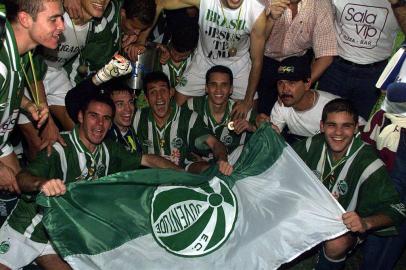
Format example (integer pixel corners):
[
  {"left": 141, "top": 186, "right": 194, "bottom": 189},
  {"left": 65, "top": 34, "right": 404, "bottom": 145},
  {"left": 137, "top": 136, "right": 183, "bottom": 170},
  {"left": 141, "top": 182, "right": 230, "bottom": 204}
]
[{"left": 392, "top": 0, "right": 406, "bottom": 9}]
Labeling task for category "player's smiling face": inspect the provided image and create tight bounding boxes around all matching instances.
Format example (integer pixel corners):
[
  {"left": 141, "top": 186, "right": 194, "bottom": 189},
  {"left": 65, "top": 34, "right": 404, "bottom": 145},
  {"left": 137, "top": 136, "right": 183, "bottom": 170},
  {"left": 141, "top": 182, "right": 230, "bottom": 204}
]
[
  {"left": 29, "top": 0, "right": 65, "bottom": 49},
  {"left": 320, "top": 111, "right": 358, "bottom": 161},
  {"left": 81, "top": 0, "right": 110, "bottom": 19},
  {"left": 78, "top": 101, "right": 113, "bottom": 152},
  {"left": 206, "top": 72, "right": 232, "bottom": 106},
  {"left": 111, "top": 90, "right": 135, "bottom": 132},
  {"left": 146, "top": 81, "right": 173, "bottom": 126}
]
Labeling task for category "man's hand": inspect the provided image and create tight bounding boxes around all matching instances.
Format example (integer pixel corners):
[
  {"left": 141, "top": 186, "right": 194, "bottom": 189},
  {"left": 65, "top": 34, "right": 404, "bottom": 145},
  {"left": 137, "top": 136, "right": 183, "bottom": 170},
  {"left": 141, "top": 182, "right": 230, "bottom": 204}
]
[
  {"left": 342, "top": 211, "right": 369, "bottom": 233},
  {"left": 39, "top": 116, "right": 67, "bottom": 157},
  {"left": 231, "top": 100, "right": 252, "bottom": 120},
  {"left": 123, "top": 44, "right": 146, "bottom": 62},
  {"left": 0, "top": 162, "right": 20, "bottom": 194},
  {"left": 64, "top": 0, "right": 83, "bottom": 20},
  {"left": 23, "top": 102, "right": 49, "bottom": 129},
  {"left": 93, "top": 54, "right": 133, "bottom": 85},
  {"left": 266, "top": 0, "right": 290, "bottom": 20},
  {"left": 233, "top": 119, "right": 256, "bottom": 135},
  {"left": 122, "top": 34, "right": 140, "bottom": 48},
  {"left": 40, "top": 179, "right": 66, "bottom": 197},
  {"left": 157, "top": 44, "right": 170, "bottom": 64},
  {"left": 217, "top": 160, "right": 233, "bottom": 176}
]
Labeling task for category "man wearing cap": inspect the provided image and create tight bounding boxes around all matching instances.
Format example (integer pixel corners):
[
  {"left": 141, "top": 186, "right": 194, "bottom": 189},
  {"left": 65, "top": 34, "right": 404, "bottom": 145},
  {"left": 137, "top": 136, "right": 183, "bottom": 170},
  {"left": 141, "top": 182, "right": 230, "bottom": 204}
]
[{"left": 257, "top": 56, "right": 338, "bottom": 143}]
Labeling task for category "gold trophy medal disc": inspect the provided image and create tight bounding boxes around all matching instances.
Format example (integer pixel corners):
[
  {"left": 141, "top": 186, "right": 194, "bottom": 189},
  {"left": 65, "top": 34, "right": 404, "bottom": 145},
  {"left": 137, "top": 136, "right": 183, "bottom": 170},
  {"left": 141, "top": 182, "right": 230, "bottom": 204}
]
[
  {"left": 228, "top": 47, "right": 237, "bottom": 57},
  {"left": 227, "top": 121, "right": 235, "bottom": 131},
  {"left": 78, "top": 64, "right": 89, "bottom": 75}
]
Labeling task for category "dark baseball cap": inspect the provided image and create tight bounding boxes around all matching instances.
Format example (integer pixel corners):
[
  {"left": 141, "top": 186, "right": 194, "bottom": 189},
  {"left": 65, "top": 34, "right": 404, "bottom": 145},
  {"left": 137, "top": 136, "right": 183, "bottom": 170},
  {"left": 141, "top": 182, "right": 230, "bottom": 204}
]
[{"left": 276, "top": 56, "right": 311, "bottom": 81}]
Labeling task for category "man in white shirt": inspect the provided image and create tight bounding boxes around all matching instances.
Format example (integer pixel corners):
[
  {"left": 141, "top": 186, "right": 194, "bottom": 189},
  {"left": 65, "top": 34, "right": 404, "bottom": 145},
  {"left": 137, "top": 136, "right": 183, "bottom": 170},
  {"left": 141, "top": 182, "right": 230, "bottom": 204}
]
[{"left": 257, "top": 56, "right": 338, "bottom": 143}]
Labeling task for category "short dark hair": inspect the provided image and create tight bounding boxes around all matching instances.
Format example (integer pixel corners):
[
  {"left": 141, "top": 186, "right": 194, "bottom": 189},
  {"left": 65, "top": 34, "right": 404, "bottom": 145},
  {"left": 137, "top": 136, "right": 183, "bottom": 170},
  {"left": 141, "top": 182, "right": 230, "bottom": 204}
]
[
  {"left": 102, "top": 78, "right": 135, "bottom": 98},
  {"left": 205, "top": 65, "right": 233, "bottom": 86},
  {"left": 5, "top": 0, "right": 52, "bottom": 22},
  {"left": 79, "top": 93, "right": 116, "bottom": 118},
  {"left": 122, "top": 0, "right": 156, "bottom": 26},
  {"left": 170, "top": 25, "right": 199, "bottom": 53},
  {"left": 143, "top": 71, "right": 170, "bottom": 95},
  {"left": 321, "top": 98, "right": 358, "bottom": 123}
]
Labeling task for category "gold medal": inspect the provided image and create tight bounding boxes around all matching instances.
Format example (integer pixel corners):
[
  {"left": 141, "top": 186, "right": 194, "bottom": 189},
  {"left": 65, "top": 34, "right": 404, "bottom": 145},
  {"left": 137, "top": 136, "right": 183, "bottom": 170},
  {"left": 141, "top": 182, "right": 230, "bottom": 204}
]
[
  {"left": 88, "top": 167, "right": 95, "bottom": 177},
  {"left": 228, "top": 47, "right": 237, "bottom": 57},
  {"left": 227, "top": 121, "right": 235, "bottom": 130},
  {"left": 159, "top": 139, "right": 165, "bottom": 149},
  {"left": 78, "top": 64, "right": 89, "bottom": 76}
]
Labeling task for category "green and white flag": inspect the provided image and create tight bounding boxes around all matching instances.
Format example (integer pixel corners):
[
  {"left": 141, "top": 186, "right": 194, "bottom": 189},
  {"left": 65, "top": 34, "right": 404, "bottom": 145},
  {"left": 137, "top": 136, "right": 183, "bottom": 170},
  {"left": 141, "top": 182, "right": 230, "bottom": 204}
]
[{"left": 38, "top": 125, "right": 347, "bottom": 270}]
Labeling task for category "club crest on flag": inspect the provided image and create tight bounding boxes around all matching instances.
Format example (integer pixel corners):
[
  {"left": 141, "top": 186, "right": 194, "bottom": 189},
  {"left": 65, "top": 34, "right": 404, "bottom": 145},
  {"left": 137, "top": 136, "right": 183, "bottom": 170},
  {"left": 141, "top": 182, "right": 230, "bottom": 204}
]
[{"left": 150, "top": 177, "right": 237, "bottom": 257}]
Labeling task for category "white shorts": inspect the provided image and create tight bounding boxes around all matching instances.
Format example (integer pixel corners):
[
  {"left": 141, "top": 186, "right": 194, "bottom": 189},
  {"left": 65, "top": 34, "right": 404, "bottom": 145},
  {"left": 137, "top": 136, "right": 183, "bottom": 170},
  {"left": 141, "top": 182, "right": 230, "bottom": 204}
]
[
  {"left": 0, "top": 223, "right": 56, "bottom": 269},
  {"left": 43, "top": 67, "right": 73, "bottom": 106},
  {"left": 176, "top": 60, "right": 258, "bottom": 100}
]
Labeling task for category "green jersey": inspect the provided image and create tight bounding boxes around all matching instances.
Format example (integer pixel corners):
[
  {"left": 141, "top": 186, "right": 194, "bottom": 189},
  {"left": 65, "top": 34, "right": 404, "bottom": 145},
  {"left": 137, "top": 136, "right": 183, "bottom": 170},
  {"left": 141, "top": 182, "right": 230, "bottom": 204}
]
[
  {"left": 186, "top": 96, "right": 255, "bottom": 154},
  {"left": 160, "top": 54, "right": 193, "bottom": 88},
  {"left": 293, "top": 133, "right": 405, "bottom": 234},
  {"left": 0, "top": 21, "right": 29, "bottom": 155},
  {"left": 64, "top": 0, "right": 121, "bottom": 85},
  {"left": 133, "top": 102, "right": 212, "bottom": 168},
  {"left": 7, "top": 127, "right": 142, "bottom": 243}
]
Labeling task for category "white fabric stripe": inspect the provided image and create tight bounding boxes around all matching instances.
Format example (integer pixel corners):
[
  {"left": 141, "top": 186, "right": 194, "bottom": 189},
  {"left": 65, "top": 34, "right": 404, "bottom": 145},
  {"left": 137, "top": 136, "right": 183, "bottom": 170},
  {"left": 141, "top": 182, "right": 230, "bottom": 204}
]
[
  {"left": 0, "top": 62, "right": 7, "bottom": 82},
  {"left": 170, "top": 106, "right": 180, "bottom": 154},
  {"left": 69, "top": 133, "right": 87, "bottom": 175},
  {"left": 316, "top": 143, "right": 326, "bottom": 174},
  {"left": 187, "top": 112, "right": 198, "bottom": 146},
  {"left": 305, "top": 137, "right": 312, "bottom": 152},
  {"left": 147, "top": 119, "right": 154, "bottom": 154},
  {"left": 24, "top": 213, "right": 43, "bottom": 238},
  {"left": 5, "top": 27, "right": 17, "bottom": 70},
  {"left": 102, "top": 143, "right": 110, "bottom": 175},
  {"left": 53, "top": 143, "right": 68, "bottom": 181},
  {"left": 346, "top": 159, "right": 384, "bottom": 211}
]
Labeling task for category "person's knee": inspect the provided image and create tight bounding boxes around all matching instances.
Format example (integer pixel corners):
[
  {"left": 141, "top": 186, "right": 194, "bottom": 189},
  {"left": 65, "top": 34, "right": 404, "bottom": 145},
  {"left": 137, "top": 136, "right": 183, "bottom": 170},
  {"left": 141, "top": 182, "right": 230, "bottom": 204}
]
[{"left": 324, "top": 233, "right": 356, "bottom": 259}]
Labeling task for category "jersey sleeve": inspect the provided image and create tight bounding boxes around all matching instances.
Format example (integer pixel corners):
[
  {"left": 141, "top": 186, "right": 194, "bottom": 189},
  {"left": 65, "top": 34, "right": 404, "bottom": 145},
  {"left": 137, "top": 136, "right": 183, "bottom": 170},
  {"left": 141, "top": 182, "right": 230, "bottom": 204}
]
[{"left": 26, "top": 148, "right": 63, "bottom": 179}]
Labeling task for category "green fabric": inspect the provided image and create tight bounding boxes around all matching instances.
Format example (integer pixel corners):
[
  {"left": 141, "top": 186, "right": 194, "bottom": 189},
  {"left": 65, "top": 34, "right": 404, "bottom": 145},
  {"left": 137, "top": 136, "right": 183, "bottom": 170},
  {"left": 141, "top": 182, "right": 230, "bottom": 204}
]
[
  {"left": 293, "top": 133, "right": 405, "bottom": 234},
  {"left": 39, "top": 124, "right": 287, "bottom": 257}
]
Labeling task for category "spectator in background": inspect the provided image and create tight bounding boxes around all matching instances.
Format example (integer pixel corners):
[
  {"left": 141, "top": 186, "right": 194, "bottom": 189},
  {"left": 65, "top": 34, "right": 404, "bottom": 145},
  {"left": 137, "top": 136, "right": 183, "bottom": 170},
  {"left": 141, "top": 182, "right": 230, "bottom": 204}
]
[
  {"left": 318, "top": 0, "right": 406, "bottom": 120},
  {"left": 160, "top": 25, "right": 199, "bottom": 89},
  {"left": 257, "top": 0, "right": 337, "bottom": 115}
]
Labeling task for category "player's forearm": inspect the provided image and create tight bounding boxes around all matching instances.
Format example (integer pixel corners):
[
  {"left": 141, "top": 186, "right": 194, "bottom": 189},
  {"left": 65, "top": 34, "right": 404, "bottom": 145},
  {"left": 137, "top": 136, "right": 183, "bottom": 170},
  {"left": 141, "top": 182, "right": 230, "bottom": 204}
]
[
  {"left": 244, "top": 57, "right": 262, "bottom": 104},
  {"left": 310, "top": 56, "right": 333, "bottom": 84},
  {"left": 141, "top": 154, "right": 182, "bottom": 171},
  {"left": 16, "top": 170, "right": 48, "bottom": 193},
  {"left": 363, "top": 213, "right": 394, "bottom": 231}
]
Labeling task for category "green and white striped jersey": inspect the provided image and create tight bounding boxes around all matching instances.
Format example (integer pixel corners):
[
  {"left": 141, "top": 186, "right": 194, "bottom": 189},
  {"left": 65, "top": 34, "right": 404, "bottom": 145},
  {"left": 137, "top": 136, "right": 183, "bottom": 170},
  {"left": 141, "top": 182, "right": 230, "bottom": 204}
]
[
  {"left": 0, "top": 21, "right": 28, "bottom": 155},
  {"left": 7, "top": 127, "right": 142, "bottom": 243},
  {"left": 133, "top": 102, "right": 212, "bottom": 167},
  {"left": 294, "top": 133, "right": 405, "bottom": 234},
  {"left": 160, "top": 54, "right": 193, "bottom": 88},
  {"left": 186, "top": 96, "right": 255, "bottom": 154}
]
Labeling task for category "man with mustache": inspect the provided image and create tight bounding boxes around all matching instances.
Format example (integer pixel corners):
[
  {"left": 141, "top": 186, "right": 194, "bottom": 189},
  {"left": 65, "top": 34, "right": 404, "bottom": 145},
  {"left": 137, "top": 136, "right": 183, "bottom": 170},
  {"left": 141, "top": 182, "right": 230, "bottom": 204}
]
[
  {"left": 257, "top": 55, "right": 339, "bottom": 144},
  {"left": 256, "top": 0, "right": 337, "bottom": 115}
]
